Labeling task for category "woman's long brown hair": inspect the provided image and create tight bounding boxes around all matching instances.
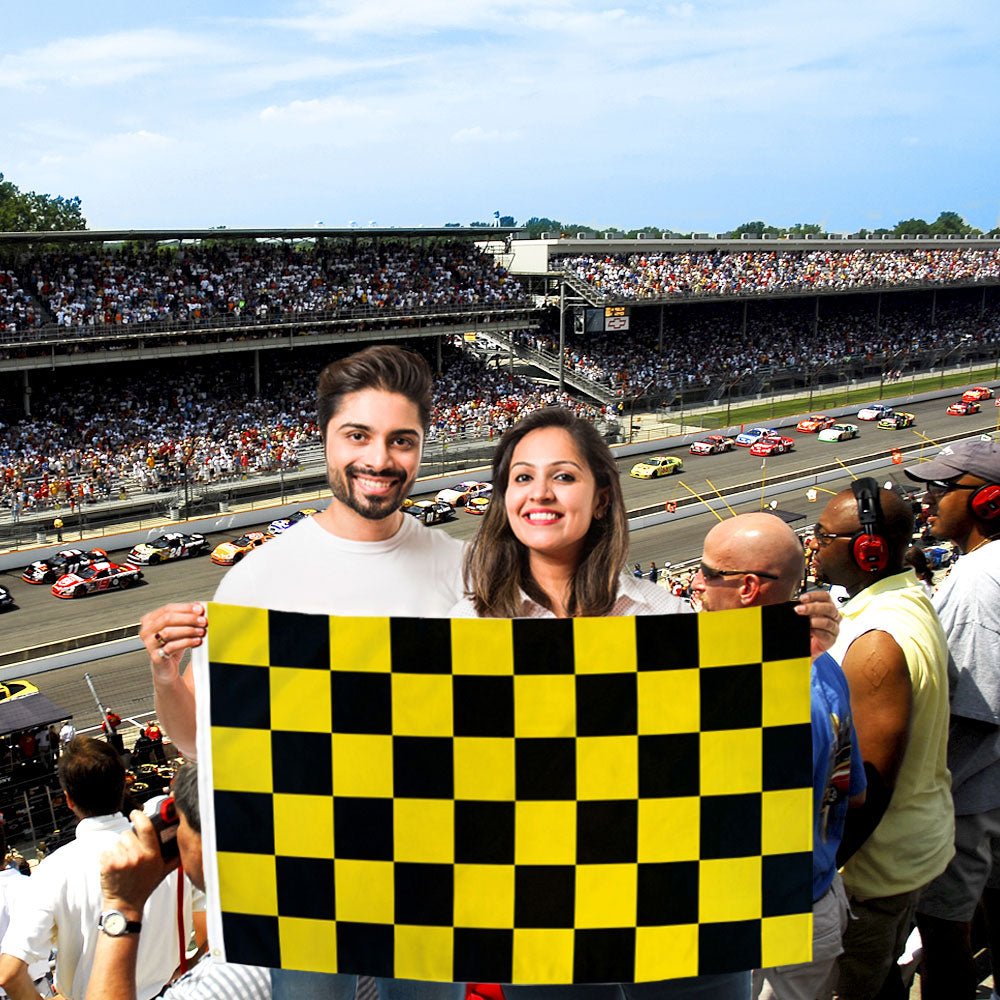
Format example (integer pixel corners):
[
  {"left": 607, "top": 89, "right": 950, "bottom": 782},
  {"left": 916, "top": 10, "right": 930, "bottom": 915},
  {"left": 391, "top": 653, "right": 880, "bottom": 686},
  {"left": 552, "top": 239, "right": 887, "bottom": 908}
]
[{"left": 463, "top": 407, "right": 629, "bottom": 617}]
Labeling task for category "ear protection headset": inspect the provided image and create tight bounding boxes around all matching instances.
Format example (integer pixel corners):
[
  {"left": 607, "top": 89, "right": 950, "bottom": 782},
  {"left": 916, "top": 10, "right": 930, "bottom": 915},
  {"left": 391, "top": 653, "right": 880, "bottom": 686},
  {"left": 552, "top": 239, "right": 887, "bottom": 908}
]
[
  {"left": 851, "top": 477, "right": 889, "bottom": 573},
  {"left": 970, "top": 483, "right": 1000, "bottom": 521}
]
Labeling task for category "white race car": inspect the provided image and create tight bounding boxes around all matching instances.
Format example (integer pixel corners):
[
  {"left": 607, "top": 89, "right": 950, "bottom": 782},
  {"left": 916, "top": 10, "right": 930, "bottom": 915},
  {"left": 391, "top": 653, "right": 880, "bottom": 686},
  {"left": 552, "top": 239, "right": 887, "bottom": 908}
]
[
  {"left": 857, "top": 403, "right": 893, "bottom": 422},
  {"left": 817, "top": 423, "right": 859, "bottom": 443},
  {"left": 127, "top": 532, "right": 207, "bottom": 565},
  {"left": 435, "top": 481, "right": 493, "bottom": 507}
]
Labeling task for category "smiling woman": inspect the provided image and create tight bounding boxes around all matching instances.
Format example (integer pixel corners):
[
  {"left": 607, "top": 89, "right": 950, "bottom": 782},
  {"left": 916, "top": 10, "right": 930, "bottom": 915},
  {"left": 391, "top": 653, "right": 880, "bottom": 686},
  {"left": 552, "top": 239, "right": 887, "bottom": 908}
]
[{"left": 458, "top": 407, "right": 680, "bottom": 619}]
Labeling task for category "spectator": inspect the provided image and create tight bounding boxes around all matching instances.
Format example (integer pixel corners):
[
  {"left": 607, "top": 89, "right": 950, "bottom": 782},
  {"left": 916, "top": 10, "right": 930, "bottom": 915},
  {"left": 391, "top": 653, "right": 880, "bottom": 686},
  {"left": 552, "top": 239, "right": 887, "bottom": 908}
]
[
  {"left": 86, "top": 763, "right": 269, "bottom": 1000},
  {"left": 691, "top": 513, "right": 864, "bottom": 998},
  {"left": 904, "top": 440, "right": 1000, "bottom": 1000},
  {"left": 811, "top": 480, "right": 953, "bottom": 999},
  {"left": 0, "top": 824, "right": 49, "bottom": 996},
  {"left": 58, "top": 720, "right": 76, "bottom": 749},
  {"left": 0, "top": 737, "right": 196, "bottom": 1000},
  {"left": 903, "top": 545, "right": 935, "bottom": 596}
]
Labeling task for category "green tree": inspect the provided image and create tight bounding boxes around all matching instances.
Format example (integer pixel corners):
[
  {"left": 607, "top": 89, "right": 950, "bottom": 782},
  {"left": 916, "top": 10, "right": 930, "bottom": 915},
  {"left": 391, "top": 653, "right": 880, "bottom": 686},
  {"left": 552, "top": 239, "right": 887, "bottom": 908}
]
[
  {"left": 927, "top": 211, "right": 981, "bottom": 236},
  {"left": 893, "top": 217, "right": 931, "bottom": 236},
  {"left": 0, "top": 172, "right": 87, "bottom": 231},
  {"left": 522, "top": 216, "right": 564, "bottom": 238},
  {"left": 784, "top": 222, "right": 823, "bottom": 237}
]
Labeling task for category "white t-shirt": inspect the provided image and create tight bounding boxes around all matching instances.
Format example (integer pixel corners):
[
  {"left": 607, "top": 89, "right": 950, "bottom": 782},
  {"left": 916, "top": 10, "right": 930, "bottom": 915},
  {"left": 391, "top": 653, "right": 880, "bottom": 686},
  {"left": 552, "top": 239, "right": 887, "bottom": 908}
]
[
  {"left": 1, "top": 814, "right": 192, "bottom": 1000},
  {"left": 0, "top": 868, "right": 49, "bottom": 987},
  {"left": 213, "top": 512, "right": 465, "bottom": 616}
]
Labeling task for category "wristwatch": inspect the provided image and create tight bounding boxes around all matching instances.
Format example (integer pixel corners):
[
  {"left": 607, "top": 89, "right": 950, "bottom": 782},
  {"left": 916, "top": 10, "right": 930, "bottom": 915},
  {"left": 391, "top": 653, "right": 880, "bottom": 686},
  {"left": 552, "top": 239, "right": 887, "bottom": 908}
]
[{"left": 98, "top": 910, "right": 142, "bottom": 937}]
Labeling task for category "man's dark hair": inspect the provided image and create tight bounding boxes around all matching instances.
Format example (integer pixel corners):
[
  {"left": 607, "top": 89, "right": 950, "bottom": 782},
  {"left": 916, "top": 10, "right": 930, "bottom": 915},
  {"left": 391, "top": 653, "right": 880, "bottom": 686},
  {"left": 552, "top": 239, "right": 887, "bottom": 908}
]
[
  {"left": 172, "top": 763, "right": 200, "bottom": 834},
  {"left": 317, "top": 345, "right": 433, "bottom": 438},
  {"left": 57, "top": 737, "right": 125, "bottom": 817}
]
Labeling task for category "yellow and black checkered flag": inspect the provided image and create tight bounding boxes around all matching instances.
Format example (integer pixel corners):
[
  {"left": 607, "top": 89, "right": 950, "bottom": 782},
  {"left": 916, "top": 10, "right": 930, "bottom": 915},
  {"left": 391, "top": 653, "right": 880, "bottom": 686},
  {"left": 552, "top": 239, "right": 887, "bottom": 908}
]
[{"left": 197, "top": 603, "right": 814, "bottom": 983}]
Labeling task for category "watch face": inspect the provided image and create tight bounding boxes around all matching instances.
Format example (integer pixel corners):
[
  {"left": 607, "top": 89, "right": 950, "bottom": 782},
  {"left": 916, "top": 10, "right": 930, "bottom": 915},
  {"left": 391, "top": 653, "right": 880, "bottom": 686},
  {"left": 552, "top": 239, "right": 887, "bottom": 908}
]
[{"left": 102, "top": 911, "right": 128, "bottom": 936}]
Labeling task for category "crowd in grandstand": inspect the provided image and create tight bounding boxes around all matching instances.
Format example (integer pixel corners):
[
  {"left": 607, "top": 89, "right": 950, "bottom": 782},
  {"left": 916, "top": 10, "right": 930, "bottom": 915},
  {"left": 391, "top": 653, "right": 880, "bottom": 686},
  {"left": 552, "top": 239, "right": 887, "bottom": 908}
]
[
  {"left": 556, "top": 247, "right": 1000, "bottom": 300},
  {"left": 0, "top": 344, "right": 605, "bottom": 515},
  {"left": 0, "top": 241, "right": 527, "bottom": 335},
  {"left": 527, "top": 296, "right": 1000, "bottom": 396}
]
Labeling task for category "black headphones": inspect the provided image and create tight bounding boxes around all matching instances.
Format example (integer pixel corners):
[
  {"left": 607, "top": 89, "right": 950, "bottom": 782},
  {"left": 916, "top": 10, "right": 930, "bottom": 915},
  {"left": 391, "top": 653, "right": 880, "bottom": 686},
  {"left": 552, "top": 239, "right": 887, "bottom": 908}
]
[
  {"left": 970, "top": 483, "right": 1000, "bottom": 521},
  {"left": 851, "top": 477, "right": 890, "bottom": 573}
]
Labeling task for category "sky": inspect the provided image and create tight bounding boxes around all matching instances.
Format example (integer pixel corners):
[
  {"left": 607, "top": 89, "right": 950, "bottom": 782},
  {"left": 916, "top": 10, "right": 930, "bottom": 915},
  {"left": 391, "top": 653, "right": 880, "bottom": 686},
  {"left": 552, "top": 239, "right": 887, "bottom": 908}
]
[{"left": 2, "top": 1, "right": 999, "bottom": 233}]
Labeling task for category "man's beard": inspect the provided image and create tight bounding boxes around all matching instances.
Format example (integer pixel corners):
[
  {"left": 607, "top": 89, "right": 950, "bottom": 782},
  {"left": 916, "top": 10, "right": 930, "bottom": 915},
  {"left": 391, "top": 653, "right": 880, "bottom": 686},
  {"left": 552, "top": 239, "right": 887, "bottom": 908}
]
[{"left": 328, "top": 463, "right": 410, "bottom": 520}]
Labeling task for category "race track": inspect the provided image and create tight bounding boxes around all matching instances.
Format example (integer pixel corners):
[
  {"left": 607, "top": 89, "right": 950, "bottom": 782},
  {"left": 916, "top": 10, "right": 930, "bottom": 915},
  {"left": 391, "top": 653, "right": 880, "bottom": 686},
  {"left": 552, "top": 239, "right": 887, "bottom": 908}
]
[{"left": 2, "top": 392, "right": 996, "bottom": 729}]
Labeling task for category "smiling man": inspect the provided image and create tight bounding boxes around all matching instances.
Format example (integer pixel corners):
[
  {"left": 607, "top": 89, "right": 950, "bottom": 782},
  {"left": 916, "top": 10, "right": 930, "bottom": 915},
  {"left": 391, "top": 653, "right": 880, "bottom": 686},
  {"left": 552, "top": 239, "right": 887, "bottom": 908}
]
[{"left": 140, "top": 344, "right": 466, "bottom": 1000}]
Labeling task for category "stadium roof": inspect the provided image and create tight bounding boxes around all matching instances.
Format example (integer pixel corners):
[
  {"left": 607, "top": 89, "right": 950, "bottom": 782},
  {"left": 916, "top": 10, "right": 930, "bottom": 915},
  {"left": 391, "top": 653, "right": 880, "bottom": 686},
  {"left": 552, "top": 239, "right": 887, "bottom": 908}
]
[{"left": 0, "top": 226, "right": 525, "bottom": 246}]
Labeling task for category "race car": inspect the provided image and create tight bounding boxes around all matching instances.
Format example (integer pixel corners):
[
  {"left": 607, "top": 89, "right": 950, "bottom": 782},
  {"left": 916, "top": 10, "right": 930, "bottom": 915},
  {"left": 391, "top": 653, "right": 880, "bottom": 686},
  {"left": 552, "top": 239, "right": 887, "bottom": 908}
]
[
  {"left": 689, "top": 435, "right": 735, "bottom": 456},
  {"left": 962, "top": 386, "right": 993, "bottom": 402},
  {"left": 858, "top": 403, "right": 894, "bottom": 421},
  {"left": 210, "top": 531, "right": 270, "bottom": 566},
  {"left": 817, "top": 422, "right": 859, "bottom": 443},
  {"left": 403, "top": 500, "right": 456, "bottom": 526},
  {"left": 127, "top": 532, "right": 207, "bottom": 565},
  {"left": 735, "top": 427, "right": 775, "bottom": 447},
  {"left": 629, "top": 456, "right": 684, "bottom": 479},
  {"left": 878, "top": 411, "right": 916, "bottom": 430},
  {"left": 947, "top": 400, "right": 981, "bottom": 416},
  {"left": 267, "top": 508, "right": 318, "bottom": 535},
  {"left": 749, "top": 435, "right": 795, "bottom": 457},
  {"left": 0, "top": 679, "right": 38, "bottom": 701},
  {"left": 51, "top": 560, "right": 142, "bottom": 599},
  {"left": 22, "top": 548, "right": 109, "bottom": 584},
  {"left": 466, "top": 496, "right": 492, "bottom": 515},
  {"left": 435, "top": 481, "right": 493, "bottom": 507},
  {"left": 0, "top": 585, "right": 13, "bottom": 611},
  {"left": 796, "top": 414, "right": 836, "bottom": 433}
]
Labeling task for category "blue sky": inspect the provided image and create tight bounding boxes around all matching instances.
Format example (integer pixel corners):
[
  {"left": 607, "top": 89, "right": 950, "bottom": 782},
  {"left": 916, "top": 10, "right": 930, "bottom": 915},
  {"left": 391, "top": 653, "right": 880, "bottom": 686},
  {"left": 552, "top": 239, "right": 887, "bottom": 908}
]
[{"left": 3, "top": 1, "right": 999, "bottom": 232}]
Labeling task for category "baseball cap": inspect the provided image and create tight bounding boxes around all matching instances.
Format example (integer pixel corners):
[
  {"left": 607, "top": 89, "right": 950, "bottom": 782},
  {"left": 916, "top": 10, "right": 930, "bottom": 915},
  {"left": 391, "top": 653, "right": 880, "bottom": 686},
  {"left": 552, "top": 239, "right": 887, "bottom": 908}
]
[{"left": 904, "top": 437, "right": 1000, "bottom": 484}]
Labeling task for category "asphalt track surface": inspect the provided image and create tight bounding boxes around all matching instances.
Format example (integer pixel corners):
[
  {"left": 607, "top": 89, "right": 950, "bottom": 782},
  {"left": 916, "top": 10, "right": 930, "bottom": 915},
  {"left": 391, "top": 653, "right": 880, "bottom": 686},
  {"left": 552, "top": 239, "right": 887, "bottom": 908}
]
[{"left": 3, "top": 393, "right": 998, "bottom": 730}]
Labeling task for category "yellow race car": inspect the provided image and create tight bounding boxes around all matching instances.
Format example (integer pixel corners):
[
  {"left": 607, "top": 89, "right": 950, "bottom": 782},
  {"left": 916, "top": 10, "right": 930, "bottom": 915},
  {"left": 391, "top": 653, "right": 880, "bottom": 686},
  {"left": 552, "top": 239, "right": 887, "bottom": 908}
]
[
  {"left": 629, "top": 456, "right": 683, "bottom": 479},
  {"left": 0, "top": 679, "right": 38, "bottom": 702}
]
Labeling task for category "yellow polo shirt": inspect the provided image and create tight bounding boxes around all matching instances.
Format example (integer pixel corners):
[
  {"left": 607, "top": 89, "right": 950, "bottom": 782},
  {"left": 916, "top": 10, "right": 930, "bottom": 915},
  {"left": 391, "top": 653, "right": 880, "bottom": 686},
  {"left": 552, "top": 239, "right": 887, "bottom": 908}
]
[{"left": 833, "top": 572, "right": 954, "bottom": 898}]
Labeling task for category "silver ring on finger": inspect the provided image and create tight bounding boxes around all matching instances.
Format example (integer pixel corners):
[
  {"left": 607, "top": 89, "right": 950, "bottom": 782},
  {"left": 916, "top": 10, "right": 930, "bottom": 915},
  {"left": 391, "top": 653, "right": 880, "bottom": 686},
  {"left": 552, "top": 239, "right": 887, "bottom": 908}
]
[{"left": 157, "top": 647, "right": 169, "bottom": 661}]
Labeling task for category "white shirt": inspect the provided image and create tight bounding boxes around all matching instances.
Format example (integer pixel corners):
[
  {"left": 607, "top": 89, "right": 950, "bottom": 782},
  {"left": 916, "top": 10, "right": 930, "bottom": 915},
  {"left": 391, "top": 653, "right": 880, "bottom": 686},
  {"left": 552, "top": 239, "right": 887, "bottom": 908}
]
[
  {"left": 0, "top": 868, "right": 49, "bottom": 989},
  {"left": 450, "top": 571, "right": 690, "bottom": 617},
  {"left": 1, "top": 814, "right": 192, "bottom": 1000},
  {"left": 214, "top": 512, "right": 465, "bottom": 616}
]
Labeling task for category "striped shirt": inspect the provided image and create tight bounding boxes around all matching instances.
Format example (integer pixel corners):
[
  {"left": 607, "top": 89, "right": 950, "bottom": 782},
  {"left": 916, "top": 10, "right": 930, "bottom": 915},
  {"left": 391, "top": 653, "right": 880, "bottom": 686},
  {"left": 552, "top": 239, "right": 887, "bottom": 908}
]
[{"left": 161, "top": 956, "right": 270, "bottom": 999}]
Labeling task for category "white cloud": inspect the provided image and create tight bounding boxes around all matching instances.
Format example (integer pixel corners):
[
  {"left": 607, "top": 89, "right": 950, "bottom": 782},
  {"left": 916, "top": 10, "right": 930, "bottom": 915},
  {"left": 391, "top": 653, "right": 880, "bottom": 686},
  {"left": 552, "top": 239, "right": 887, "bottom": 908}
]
[
  {"left": 451, "top": 126, "right": 522, "bottom": 144},
  {"left": 259, "top": 96, "right": 371, "bottom": 125},
  {"left": 0, "top": 29, "right": 229, "bottom": 90}
]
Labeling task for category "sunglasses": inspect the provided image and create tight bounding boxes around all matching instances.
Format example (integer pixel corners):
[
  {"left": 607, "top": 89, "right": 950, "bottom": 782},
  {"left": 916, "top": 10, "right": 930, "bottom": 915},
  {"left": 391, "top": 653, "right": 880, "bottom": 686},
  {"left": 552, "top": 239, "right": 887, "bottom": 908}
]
[
  {"left": 922, "top": 480, "right": 978, "bottom": 498},
  {"left": 697, "top": 561, "right": 780, "bottom": 582}
]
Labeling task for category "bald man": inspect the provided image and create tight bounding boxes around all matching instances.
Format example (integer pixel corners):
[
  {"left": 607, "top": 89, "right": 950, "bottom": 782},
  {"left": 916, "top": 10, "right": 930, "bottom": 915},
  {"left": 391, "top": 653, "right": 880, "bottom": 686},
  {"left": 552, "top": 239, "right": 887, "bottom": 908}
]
[
  {"left": 692, "top": 514, "right": 865, "bottom": 1000},
  {"left": 811, "top": 479, "right": 953, "bottom": 1000}
]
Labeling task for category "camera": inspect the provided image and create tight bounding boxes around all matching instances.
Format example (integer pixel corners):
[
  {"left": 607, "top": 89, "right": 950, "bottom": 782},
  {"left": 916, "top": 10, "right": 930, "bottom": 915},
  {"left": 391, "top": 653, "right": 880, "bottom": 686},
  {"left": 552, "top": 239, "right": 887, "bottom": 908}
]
[{"left": 142, "top": 796, "right": 180, "bottom": 861}]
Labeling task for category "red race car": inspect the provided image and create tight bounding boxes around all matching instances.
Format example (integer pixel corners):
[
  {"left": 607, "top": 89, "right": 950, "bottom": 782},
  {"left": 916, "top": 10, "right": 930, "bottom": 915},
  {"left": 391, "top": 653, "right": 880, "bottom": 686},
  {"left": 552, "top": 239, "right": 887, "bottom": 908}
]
[
  {"left": 947, "top": 400, "right": 981, "bottom": 416},
  {"left": 749, "top": 436, "right": 795, "bottom": 457},
  {"left": 51, "top": 560, "right": 142, "bottom": 599},
  {"left": 962, "top": 386, "right": 993, "bottom": 403}
]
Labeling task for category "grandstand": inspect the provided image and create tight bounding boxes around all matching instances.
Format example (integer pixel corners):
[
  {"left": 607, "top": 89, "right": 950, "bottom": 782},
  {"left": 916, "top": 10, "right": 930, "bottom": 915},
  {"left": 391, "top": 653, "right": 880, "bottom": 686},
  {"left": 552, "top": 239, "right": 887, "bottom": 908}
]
[{"left": 2, "top": 228, "right": 1000, "bottom": 543}]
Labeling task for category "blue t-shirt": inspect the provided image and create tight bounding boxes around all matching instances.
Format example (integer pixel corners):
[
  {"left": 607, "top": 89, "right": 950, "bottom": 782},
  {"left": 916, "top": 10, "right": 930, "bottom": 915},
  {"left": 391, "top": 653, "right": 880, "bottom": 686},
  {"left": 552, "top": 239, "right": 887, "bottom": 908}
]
[{"left": 811, "top": 652, "right": 866, "bottom": 899}]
